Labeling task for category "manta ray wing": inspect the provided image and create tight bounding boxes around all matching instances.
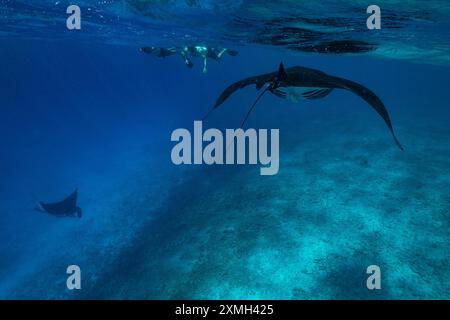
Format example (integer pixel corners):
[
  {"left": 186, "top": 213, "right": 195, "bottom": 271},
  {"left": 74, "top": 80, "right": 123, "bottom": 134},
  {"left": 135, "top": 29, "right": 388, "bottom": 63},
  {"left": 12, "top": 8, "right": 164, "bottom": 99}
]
[
  {"left": 328, "top": 76, "right": 404, "bottom": 150},
  {"left": 40, "top": 189, "right": 78, "bottom": 215},
  {"left": 213, "top": 73, "right": 275, "bottom": 109},
  {"left": 210, "top": 63, "right": 288, "bottom": 114}
]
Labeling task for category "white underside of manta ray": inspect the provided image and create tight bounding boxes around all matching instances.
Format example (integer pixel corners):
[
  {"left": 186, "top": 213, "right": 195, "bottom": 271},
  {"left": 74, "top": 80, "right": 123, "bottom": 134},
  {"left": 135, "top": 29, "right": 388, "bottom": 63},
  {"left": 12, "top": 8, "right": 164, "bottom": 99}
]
[{"left": 205, "top": 62, "right": 403, "bottom": 150}]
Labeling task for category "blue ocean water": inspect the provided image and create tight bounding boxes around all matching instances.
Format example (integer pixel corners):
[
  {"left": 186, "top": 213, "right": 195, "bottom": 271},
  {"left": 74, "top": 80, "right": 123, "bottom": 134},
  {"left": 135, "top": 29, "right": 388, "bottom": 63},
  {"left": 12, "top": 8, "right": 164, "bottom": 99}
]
[{"left": 0, "top": 1, "right": 449, "bottom": 299}]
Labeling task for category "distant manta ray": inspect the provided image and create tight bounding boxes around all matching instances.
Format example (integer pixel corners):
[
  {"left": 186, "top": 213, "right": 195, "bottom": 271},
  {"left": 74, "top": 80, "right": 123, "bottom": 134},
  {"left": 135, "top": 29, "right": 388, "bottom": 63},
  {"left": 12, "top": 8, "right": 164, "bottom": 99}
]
[
  {"left": 36, "top": 189, "right": 82, "bottom": 218},
  {"left": 204, "top": 62, "right": 403, "bottom": 150}
]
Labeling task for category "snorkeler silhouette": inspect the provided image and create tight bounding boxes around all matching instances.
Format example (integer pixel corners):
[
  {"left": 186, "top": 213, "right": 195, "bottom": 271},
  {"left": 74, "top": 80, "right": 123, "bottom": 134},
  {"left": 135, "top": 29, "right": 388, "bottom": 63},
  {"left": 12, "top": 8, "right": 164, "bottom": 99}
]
[
  {"left": 140, "top": 46, "right": 195, "bottom": 68},
  {"left": 205, "top": 62, "right": 403, "bottom": 150},
  {"left": 36, "top": 189, "right": 82, "bottom": 218},
  {"left": 140, "top": 46, "right": 238, "bottom": 73}
]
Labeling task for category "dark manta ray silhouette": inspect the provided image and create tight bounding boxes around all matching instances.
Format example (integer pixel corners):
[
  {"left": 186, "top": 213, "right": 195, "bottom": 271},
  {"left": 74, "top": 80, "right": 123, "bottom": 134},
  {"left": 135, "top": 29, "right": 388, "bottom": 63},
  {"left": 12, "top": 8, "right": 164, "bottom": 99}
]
[
  {"left": 205, "top": 62, "right": 403, "bottom": 150},
  {"left": 36, "top": 189, "right": 82, "bottom": 218}
]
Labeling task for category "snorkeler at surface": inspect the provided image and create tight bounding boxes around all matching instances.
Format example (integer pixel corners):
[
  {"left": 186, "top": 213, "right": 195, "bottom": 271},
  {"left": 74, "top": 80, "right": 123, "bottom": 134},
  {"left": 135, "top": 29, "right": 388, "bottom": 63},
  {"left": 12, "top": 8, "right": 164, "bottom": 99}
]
[
  {"left": 140, "top": 46, "right": 194, "bottom": 68},
  {"left": 186, "top": 46, "right": 239, "bottom": 73},
  {"left": 140, "top": 46, "right": 238, "bottom": 73}
]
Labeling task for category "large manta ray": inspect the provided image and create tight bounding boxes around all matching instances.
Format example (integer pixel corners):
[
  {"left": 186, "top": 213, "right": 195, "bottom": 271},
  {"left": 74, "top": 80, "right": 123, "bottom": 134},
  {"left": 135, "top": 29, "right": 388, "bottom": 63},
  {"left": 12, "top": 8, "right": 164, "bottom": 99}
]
[{"left": 206, "top": 62, "right": 403, "bottom": 150}]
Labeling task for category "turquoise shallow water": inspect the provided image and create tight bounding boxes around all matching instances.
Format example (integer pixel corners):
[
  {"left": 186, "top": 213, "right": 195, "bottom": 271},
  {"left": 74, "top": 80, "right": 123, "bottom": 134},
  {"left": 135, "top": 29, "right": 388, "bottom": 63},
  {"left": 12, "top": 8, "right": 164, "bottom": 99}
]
[{"left": 0, "top": 1, "right": 449, "bottom": 299}]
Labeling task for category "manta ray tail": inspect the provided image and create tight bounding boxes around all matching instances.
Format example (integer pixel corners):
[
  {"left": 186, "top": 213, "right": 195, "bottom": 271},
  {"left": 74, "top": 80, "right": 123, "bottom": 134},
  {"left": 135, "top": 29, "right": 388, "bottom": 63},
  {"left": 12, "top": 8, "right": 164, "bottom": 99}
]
[
  {"left": 201, "top": 105, "right": 216, "bottom": 122},
  {"left": 239, "top": 62, "right": 286, "bottom": 127},
  {"left": 223, "top": 85, "right": 272, "bottom": 153},
  {"left": 240, "top": 85, "right": 271, "bottom": 128},
  {"left": 334, "top": 77, "right": 404, "bottom": 150},
  {"left": 201, "top": 86, "right": 268, "bottom": 123}
]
